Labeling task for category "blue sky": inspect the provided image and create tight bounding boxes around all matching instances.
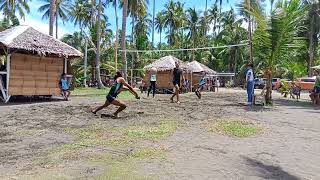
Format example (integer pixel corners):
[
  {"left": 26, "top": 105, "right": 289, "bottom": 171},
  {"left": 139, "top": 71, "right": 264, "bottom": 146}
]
[{"left": 18, "top": 0, "right": 269, "bottom": 42}]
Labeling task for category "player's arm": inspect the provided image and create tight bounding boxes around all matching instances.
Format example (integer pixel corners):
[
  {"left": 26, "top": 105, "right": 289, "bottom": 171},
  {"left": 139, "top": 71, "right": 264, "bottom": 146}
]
[{"left": 119, "top": 78, "right": 140, "bottom": 99}]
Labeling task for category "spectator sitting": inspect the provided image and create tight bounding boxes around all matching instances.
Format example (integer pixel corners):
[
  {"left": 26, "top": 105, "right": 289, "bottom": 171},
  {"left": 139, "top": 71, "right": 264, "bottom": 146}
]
[
  {"left": 310, "top": 72, "right": 320, "bottom": 104},
  {"left": 59, "top": 73, "right": 71, "bottom": 101}
]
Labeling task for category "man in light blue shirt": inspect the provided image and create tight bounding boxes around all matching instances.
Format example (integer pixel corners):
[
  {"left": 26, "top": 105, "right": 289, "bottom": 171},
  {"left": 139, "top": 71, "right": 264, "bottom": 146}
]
[
  {"left": 246, "top": 64, "right": 254, "bottom": 105},
  {"left": 59, "top": 73, "right": 71, "bottom": 101}
]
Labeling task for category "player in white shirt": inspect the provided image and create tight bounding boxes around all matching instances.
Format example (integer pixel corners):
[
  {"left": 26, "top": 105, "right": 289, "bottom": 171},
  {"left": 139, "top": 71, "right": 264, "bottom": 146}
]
[
  {"left": 148, "top": 67, "right": 157, "bottom": 98},
  {"left": 246, "top": 63, "right": 254, "bottom": 105}
]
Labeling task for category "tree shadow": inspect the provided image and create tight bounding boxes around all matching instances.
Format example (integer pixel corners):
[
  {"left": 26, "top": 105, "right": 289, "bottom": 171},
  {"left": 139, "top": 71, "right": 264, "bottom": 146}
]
[
  {"left": 243, "top": 156, "right": 301, "bottom": 180},
  {"left": 0, "top": 96, "right": 64, "bottom": 106},
  {"left": 274, "top": 98, "right": 320, "bottom": 110}
]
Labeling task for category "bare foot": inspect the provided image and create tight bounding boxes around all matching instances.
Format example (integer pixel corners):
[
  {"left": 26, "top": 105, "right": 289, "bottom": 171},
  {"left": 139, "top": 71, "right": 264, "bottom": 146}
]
[
  {"left": 112, "top": 113, "right": 119, "bottom": 118},
  {"left": 177, "top": 101, "right": 181, "bottom": 104}
]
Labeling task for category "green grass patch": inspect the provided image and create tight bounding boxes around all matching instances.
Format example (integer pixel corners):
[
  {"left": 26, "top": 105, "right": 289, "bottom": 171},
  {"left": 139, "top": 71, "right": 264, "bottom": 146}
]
[
  {"left": 125, "top": 120, "right": 179, "bottom": 140},
  {"left": 129, "top": 148, "right": 166, "bottom": 159},
  {"left": 72, "top": 87, "right": 139, "bottom": 100},
  {"left": 209, "top": 120, "right": 261, "bottom": 138}
]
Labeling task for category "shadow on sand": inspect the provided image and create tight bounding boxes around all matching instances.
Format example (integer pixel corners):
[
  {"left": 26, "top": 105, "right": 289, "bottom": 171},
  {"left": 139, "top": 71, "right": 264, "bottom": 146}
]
[
  {"left": 243, "top": 156, "right": 300, "bottom": 180},
  {"left": 0, "top": 96, "right": 65, "bottom": 107},
  {"left": 274, "top": 98, "right": 320, "bottom": 111}
]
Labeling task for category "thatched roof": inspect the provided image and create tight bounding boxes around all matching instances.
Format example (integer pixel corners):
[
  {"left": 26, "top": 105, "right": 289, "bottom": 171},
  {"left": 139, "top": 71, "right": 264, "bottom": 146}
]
[
  {"left": 187, "top": 61, "right": 216, "bottom": 74},
  {"left": 144, "top": 55, "right": 187, "bottom": 71},
  {"left": 0, "top": 25, "right": 82, "bottom": 58},
  {"left": 312, "top": 65, "right": 320, "bottom": 70}
]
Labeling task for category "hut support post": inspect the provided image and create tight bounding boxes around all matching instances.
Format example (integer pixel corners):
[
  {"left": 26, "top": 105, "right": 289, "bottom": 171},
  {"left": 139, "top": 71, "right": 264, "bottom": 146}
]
[
  {"left": 64, "top": 58, "right": 67, "bottom": 74},
  {"left": 5, "top": 54, "right": 11, "bottom": 103},
  {"left": 131, "top": 69, "right": 133, "bottom": 86},
  {"left": 190, "top": 70, "right": 193, "bottom": 92},
  {"left": 0, "top": 75, "right": 7, "bottom": 101}
]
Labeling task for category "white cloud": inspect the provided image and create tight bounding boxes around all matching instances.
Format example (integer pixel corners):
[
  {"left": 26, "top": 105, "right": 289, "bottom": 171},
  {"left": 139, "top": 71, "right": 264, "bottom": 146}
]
[{"left": 19, "top": 15, "right": 70, "bottom": 39}]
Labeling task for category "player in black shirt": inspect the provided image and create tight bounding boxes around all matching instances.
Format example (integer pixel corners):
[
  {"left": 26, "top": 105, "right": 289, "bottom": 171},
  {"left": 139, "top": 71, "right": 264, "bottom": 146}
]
[{"left": 170, "top": 62, "right": 184, "bottom": 104}]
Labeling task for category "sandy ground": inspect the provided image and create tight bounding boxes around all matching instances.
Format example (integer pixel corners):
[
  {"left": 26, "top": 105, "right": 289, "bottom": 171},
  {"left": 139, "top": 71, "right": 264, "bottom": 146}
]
[{"left": 0, "top": 88, "right": 319, "bottom": 180}]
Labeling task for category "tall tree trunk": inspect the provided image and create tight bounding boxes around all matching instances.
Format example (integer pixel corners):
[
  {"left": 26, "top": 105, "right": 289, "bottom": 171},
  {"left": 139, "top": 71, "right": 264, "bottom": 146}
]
[
  {"left": 192, "top": 35, "right": 195, "bottom": 60},
  {"left": 55, "top": 10, "right": 58, "bottom": 39},
  {"left": 49, "top": 0, "right": 56, "bottom": 36},
  {"left": 91, "top": 0, "right": 96, "bottom": 23},
  {"left": 114, "top": 0, "right": 119, "bottom": 72},
  {"left": 152, "top": 0, "right": 155, "bottom": 47},
  {"left": 95, "top": 0, "right": 104, "bottom": 88},
  {"left": 248, "top": 0, "right": 253, "bottom": 64},
  {"left": 308, "top": 12, "right": 315, "bottom": 77},
  {"left": 121, "top": 0, "right": 128, "bottom": 80},
  {"left": 159, "top": 29, "right": 162, "bottom": 47},
  {"left": 131, "top": 16, "right": 136, "bottom": 77},
  {"left": 265, "top": 68, "right": 273, "bottom": 105}
]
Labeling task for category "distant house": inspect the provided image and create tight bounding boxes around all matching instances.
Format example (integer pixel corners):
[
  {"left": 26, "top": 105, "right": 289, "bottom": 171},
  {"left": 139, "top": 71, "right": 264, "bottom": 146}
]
[
  {"left": 186, "top": 60, "right": 216, "bottom": 86},
  {"left": 144, "top": 55, "right": 188, "bottom": 89},
  {"left": 0, "top": 25, "right": 82, "bottom": 103}
]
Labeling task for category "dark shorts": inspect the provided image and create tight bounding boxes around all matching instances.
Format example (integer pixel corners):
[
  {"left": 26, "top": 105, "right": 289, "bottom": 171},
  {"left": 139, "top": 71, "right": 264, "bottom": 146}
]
[
  {"left": 199, "top": 85, "right": 205, "bottom": 91},
  {"left": 315, "top": 87, "right": 320, "bottom": 93},
  {"left": 62, "top": 89, "right": 69, "bottom": 91},
  {"left": 106, "top": 94, "right": 116, "bottom": 103},
  {"left": 173, "top": 81, "right": 180, "bottom": 87}
]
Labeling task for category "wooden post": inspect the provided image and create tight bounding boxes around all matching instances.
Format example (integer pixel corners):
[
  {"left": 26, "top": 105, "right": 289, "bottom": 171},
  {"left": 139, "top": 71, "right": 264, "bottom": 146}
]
[
  {"left": 190, "top": 70, "right": 193, "bottom": 92},
  {"left": 5, "top": 54, "right": 11, "bottom": 103},
  {"left": 0, "top": 74, "right": 7, "bottom": 101},
  {"left": 131, "top": 69, "right": 133, "bottom": 86},
  {"left": 84, "top": 39, "right": 88, "bottom": 87},
  {"left": 64, "top": 58, "right": 67, "bottom": 74}
]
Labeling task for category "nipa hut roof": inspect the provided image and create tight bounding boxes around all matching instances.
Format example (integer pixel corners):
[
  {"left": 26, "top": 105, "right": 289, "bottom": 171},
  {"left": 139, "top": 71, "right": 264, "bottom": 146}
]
[
  {"left": 144, "top": 55, "right": 188, "bottom": 71},
  {"left": 187, "top": 61, "right": 216, "bottom": 74},
  {"left": 0, "top": 25, "right": 82, "bottom": 58},
  {"left": 311, "top": 65, "right": 320, "bottom": 70}
]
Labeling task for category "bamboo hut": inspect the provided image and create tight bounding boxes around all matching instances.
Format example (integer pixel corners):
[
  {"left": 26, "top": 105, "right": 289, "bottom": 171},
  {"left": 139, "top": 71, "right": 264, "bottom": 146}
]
[
  {"left": 0, "top": 25, "right": 82, "bottom": 103},
  {"left": 144, "top": 56, "right": 188, "bottom": 89},
  {"left": 186, "top": 61, "right": 216, "bottom": 90}
]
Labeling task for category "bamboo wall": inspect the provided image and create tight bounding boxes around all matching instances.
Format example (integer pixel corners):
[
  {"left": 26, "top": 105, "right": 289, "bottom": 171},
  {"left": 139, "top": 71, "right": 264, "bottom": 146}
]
[
  {"left": 144, "top": 70, "right": 193, "bottom": 89},
  {"left": 144, "top": 70, "right": 173, "bottom": 89},
  {"left": 9, "top": 53, "right": 63, "bottom": 96}
]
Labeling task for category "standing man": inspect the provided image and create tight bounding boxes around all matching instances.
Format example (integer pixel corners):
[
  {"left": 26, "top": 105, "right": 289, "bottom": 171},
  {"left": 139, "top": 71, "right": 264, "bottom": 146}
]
[
  {"left": 170, "top": 62, "right": 183, "bottom": 104},
  {"left": 148, "top": 67, "right": 157, "bottom": 98},
  {"left": 246, "top": 63, "right": 254, "bottom": 105}
]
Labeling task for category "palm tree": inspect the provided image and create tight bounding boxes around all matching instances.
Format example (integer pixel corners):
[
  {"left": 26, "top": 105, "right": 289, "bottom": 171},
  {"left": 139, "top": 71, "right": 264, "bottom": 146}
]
[
  {"left": 95, "top": 0, "right": 104, "bottom": 88},
  {"left": 155, "top": 12, "right": 165, "bottom": 46},
  {"left": 249, "top": 0, "right": 307, "bottom": 104},
  {"left": 121, "top": 0, "right": 129, "bottom": 79},
  {"left": 69, "top": 0, "right": 91, "bottom": 86},
  {"left": 69, "top": 0, "right": 91, "bottom": 30},
  {"left": 0, "top": 0, "right": 30, "bottom": 25},
  {"left": 38, "top": 0, "right": 71, "bottom": 39},
  {"left": 303, "top": 0, "right": 320, "bottom": 76},
  {"left": 108, "top": 0, "right": 119, "bottom": 71},
  {"left": 217, "top": 10, "right": 247, "bottom": 73},
  {"left": 163, "top": 0, "right": 185, "bottom": 46},
  {"left": 186, "top": 8, "right": 201, "bottom": 60},
  {"left": 49, "top": 0, "right": 55, "bottom": 36},
  {"left": 152, "top": 0, "right": 155, "bottom": 47},
  {"left": 208, "top": 3, "right": 219, "bottom": 36}
]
